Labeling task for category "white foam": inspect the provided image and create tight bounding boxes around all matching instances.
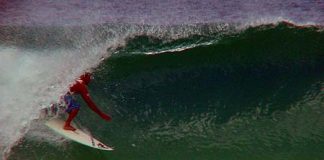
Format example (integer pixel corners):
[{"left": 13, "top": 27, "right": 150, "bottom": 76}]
[{"left": 0, "top": 40, "right": 110, "bottom": 158}]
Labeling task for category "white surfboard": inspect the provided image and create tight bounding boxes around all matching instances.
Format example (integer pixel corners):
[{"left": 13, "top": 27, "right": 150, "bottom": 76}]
[{"left": 45, "top": 118, "right": 113, "bottom": 151}]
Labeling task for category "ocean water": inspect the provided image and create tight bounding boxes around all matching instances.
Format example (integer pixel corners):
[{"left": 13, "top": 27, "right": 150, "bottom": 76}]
[{"left": 0, "top": 0, "right": 324, "bottom": 160}]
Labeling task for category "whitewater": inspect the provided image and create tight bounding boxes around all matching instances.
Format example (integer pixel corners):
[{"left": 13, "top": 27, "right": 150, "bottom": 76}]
[{"left": 0, "top": 38, "right": 109, "bottom": 158}]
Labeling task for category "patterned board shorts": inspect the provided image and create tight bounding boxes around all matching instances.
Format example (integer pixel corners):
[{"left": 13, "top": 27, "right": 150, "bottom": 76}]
[{"left": 64, "top": 93, "right": 81, "bottom": 113}]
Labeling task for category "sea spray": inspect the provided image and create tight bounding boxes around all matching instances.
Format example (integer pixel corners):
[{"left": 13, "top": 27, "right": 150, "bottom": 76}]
[{"left": 0, "top": 28, "right": 112, "bottom": 158}]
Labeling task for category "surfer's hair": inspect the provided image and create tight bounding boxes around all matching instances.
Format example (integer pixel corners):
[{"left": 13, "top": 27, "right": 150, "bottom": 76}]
[{"left": 79, "top": 72, "right": 92, "bottom": 85}]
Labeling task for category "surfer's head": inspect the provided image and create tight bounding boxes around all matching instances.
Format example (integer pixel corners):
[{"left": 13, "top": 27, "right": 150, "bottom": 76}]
[{"left": 79, "top": 72, "right": 93, "bottom": 85}]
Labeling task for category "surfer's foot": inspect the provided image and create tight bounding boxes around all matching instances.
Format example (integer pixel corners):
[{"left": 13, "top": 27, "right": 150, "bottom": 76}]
[{"left": 63, "top": 124, "right": 76, "bottom": 131}]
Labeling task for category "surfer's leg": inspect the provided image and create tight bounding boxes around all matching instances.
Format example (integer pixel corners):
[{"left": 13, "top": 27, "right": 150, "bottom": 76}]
[{"left": 64, "top": 109, "right": 79, "bottom": 131}]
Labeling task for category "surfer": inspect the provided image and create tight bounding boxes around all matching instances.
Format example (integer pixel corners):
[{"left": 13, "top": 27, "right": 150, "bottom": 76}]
[{"left": 63, "top": 72, "right": 112, "bottom": 131}]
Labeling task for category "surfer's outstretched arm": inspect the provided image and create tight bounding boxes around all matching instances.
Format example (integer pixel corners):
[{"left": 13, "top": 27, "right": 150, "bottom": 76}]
[
  {"left": 79, "top": 89, "right": 112, "bottom": 121},
  {"left": 69, "top": 72, "right": 112, "bottom": 122}
]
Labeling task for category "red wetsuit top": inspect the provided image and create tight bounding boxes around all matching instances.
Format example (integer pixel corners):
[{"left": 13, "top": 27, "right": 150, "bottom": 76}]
[{"left": 69, "top": 80, "right": 112, "bottom": 121}]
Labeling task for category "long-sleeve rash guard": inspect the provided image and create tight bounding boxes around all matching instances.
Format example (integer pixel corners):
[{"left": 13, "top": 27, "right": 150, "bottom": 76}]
[{"left": 69, "top": 80, "right": 110, "bottom": 120}]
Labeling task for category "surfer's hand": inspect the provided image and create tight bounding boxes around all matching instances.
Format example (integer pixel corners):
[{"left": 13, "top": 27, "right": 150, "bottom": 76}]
[{"left": 100, "top": 113, "right": 112, "bottom": 122}]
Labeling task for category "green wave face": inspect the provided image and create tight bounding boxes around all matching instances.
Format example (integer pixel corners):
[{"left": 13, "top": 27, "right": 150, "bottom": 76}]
[{"left": 9, "top": 24, "right": 324, "bottom": 160}]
